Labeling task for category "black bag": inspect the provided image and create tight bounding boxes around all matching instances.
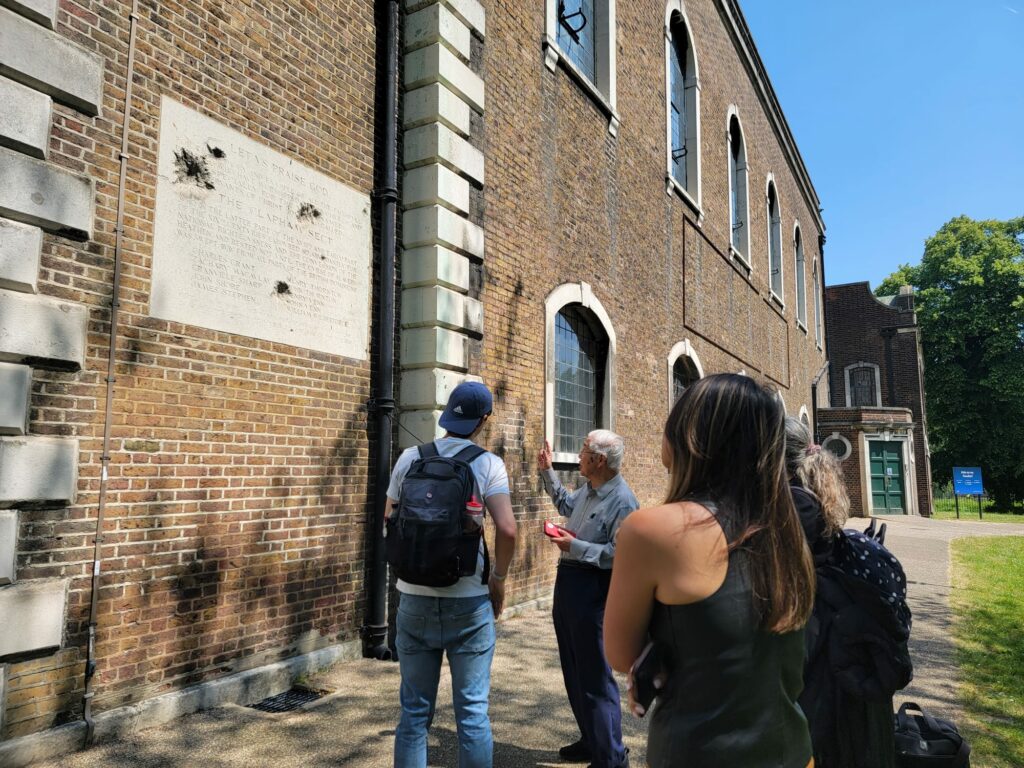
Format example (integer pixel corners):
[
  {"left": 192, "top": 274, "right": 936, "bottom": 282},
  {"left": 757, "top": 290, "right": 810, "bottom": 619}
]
[
  {"left": 386, "top": 442, "right": 488, "bottom": 587},
  {"left": 894, "top": 702, "right": 971, "bottom": 767}
]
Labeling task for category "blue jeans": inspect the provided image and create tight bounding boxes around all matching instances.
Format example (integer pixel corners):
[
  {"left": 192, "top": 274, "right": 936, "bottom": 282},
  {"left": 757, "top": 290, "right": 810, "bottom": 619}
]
[{"left": 394, "top": 593, "right": 496, "bottom": 768}]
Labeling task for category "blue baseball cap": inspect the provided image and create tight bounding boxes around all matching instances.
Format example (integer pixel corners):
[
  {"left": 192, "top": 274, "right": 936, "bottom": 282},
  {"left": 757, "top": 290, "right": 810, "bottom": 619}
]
[{"left": 439, "top": 381, "right": 493, "bottom": 434}]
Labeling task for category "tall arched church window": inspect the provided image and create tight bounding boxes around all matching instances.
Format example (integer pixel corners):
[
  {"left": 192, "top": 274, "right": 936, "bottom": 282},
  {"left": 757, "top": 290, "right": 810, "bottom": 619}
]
[
  {"left": 664, "top": 3, "right": 701, "bottom": 208},
  {"left": 795, "top": 224, "right": 807, "bottom": 326},
  {"left": 813, "top": 260, "right": 823, "bottom": 347},
  {"left": 554, "top": 305, "right": 608, "bottom": 455},
  {"left": 728, "top": 113, "right": 749, "bottom": 265},
  {"left": 767, "top": 181, "right": 783, "bottom": 300},
  {"left": 672, "top": 356, "right": 700, "bottom": 404}
]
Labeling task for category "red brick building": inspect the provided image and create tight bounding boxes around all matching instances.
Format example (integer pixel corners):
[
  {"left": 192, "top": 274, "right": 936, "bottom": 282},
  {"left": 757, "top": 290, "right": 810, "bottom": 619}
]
[
  {"left": 0, "top": 0, "right": 828, "bottom": 757},
  {"left": 818, "top": 282, "right": 933, "bottom": 517}
]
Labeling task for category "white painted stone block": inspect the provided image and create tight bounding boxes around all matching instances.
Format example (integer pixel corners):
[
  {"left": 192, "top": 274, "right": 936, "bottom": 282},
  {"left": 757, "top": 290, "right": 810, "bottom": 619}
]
[
  {"left": 403, "top": 163, "right": 470, "bottom": 214},
  {"left": 400, "top": 368, "right": 474, "bottom": 409},
  {"left": 463, "top": 295, "right": 483, "bottom": 334},
  {"left": 406, "top": 4, "right": 471, "bottom": 61},
  {"left": 0, "top": 578, "right": 67, "bottom": 658},
  {"left": 0, "top": 217, "right": 41, "bottom": 293},
  {"left": 0, "top": 363, "right": 31, "bottom": 436},
  {"left": 404, "top": 83, "right": 471, "bottom": 137},
  {"left": 405, "top": 44, "right": 485, "bottom": 114},
  {"left": 405, "top": 0, "right": 485, "bottom": 37},
  {"left": 0, "top": 510, "right": 16, "bottom": 585},
  {"left": 401, "top": 326, "right": 468, "bottom": 370},
  {"left": 0, "top": 0, "right": 57, "bottom": 28},
  {"left": 403, "top": 205, "right": 484, "bottom": 259},
  {"left": 0, "top": 147, "right": 94, "bottom": 240},
  {"left": 402, "top": 245, "right": 470, "bottom": 292},
  {"left": 0, "top": 290, "right": 87, "bottom": 369},
  {"left": 0, "top": 76, "right": 50, "bottom": 159},
  {"left": 0, "top": 436, "right": 79, "bottom": 507},
  {"left": 404, "top": 123, "right": 484, "bottom": 185},
  {"left": 398, "top": 409, "right": 444, "bottom": 449},
  {"left": 402, "top": 284, "right": 468, "bottom": 330},
  {"left": 0, "top": 7, "right": 103, "bottom": 115}
]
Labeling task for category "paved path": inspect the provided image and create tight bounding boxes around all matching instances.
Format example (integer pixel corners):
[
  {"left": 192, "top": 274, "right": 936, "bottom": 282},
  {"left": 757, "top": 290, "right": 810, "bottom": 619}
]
[
  {"left": 870, "top": 515, "right": 1024, "bottom": 720},
  {"left": 32, "top": 516, "right": 1024, "bottom": 768}
]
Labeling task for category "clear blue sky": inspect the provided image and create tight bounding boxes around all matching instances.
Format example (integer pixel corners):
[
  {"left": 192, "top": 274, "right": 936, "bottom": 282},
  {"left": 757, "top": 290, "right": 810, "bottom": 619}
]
[{"left": 741, "top": 0, "right": 1024, "bottom": 290}]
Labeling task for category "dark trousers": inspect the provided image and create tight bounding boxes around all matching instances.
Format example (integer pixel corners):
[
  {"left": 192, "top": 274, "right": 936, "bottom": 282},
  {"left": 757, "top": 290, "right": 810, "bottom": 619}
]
[{"left": 553, "top": 564, "right": 626, "bottom": 768}]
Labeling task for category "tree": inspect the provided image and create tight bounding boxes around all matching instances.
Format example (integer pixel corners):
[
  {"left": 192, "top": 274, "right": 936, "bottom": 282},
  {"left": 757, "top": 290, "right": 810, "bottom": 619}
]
[{"left": 877, "top": 216, "right": 1024, "bottom": 509}]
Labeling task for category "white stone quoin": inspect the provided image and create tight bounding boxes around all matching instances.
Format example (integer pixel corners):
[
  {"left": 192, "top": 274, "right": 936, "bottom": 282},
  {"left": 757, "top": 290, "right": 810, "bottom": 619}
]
[
  {"left": 404, "top": 83, "right": 471, "bottom": 137},
  {"left": 0, "top": 290, "right": 87, "bottom": 368},
  {"left": 149, "top": 97, "right": 372, "bottom": 360},
  {"left": 0, "top": 362, "right": 32, "bottom": 435},
  {"left": 0, "top": 436, "right": 79, "bottom": 507},
  {"left": 0, "top": 578, "right": 68, "bottom": 657},
  {"left": 0, "top": 147, "right": 94, "bottom": 239},
  {"left": 0, "top": 76, "right": 51, "bottom": 159},
  {"left": 0, "top": 216, "right": 42, "bottom": 292}
]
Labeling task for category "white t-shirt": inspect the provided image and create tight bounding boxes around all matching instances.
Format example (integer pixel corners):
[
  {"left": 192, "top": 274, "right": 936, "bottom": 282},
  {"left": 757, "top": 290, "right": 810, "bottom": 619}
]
[{"left": 386, "top": 437, "right": 510, "bottom": 598}]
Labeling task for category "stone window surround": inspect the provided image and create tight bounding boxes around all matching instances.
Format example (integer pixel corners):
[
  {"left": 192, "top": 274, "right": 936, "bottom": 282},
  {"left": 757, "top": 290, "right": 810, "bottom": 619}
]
[
  {"left": 545, "top": 282, "right": 617, "bottom": 465},
  {"left": 726, "top": 106, "right": 751, "bottom": 270},
  {"left": 794, "top": 220, "right": 807, "bottom": 331},
  {"left": 813, "top": 258, "right": 823, "bottom": 349},
  {"left": 798, "top": 404, "right": 810, "bottom": 427},
  {"left": 765, "top": 174, "right": 784, "bottom": 308},
  {"left": 843, "top": 361, "right": 883, "bottom": 408},
  {"left": 543, "top": 0, "right": 620, "bottom": 135},
  {"left": 822, "top": 431, "right": 852, "bottom": 461},
  {"left": 666, "top": 338, "right": 704, "bottom": 408},
  {"left": 858, "top": 428, "right": 918, "bottom": 516},
  {"left": 664, "top": 0, "right": 702, "bottom": 216}
]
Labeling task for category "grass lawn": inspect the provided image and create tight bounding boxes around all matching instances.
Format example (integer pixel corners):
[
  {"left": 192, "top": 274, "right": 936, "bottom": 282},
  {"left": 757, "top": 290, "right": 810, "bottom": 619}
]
[{"left": 951, "top": 536, "right": 1024, "bottom": 767}]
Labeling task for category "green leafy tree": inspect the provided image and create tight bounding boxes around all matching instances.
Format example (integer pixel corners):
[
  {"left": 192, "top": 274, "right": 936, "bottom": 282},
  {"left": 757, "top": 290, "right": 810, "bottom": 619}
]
[{"left": 877, "top": 216, "right": 1024, "bottom": 509}]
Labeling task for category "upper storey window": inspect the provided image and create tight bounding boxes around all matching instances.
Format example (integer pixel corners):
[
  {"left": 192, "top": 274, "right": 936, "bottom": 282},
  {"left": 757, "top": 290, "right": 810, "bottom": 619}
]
[
  {"left": 728, "top": 113, "right": 750, "bottom": 265},
  {"left": 767, "top": 180, "right": 783, "bottom": 300},
  {"left": 558, "top": 0, "right": 597, "bottom": 82},
  {"left": 545, "top": 0, "right": 618, "bottom": 132},
  {"left": 665, "top": 5, "right": 699, "bottom": 205},
  {"left": 795, "top": 224, "right": 807, "bottom": 327}
]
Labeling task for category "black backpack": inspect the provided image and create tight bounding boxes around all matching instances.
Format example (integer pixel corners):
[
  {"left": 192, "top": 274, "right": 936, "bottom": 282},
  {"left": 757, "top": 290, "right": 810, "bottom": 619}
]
[
  {"left": 894, "top": 702, "right": 971, "bottom": 767},
  {"left": 386, "top": 442, "right": 488, "bottom": 587}
]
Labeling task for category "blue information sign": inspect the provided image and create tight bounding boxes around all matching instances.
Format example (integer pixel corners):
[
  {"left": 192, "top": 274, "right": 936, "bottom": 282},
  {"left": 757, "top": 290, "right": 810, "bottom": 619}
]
[{"left": 953, "top": 467, "right": 984, "bottom": 496}]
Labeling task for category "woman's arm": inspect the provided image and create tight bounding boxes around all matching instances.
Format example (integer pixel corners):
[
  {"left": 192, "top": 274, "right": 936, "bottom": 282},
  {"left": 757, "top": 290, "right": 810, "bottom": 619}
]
[{"left": 604, "top": 510, "right": 660, "bottom": 674}]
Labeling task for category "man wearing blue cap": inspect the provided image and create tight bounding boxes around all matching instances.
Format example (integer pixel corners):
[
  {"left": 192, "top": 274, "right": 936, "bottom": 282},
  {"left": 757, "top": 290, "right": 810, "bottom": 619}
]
[{"left": 385, "top": 381, "right": 517, "bottom": 768}]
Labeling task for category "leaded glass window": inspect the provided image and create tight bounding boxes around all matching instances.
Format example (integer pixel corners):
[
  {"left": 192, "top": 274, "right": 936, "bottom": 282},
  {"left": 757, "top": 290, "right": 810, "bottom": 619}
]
[
  {"left": 672, "top": 357, "right": 699, "bottom": 404},
  {"left": 768, "top": 183, "right": 782, "bottom": 298},
  {"left": 669, "top": 19, "right": 688, "bottom": 186},
  {"left": 850, "top": 366, "right": 877, "bottom": 407},
  {"left": 557, "top": 0, "right": 596, "bottom": 83},
  {"left": 795, "top": 227, "right": 807, "bottom": 325},
  {"left": 554, "top": 305, "right": 606, "bottom": 455}
]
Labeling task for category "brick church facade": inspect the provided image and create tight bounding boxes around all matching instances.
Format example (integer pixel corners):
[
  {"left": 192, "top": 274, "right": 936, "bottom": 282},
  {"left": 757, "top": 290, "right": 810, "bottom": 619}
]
[{"left": 0, "top": 0, "right": 828, "bottom": 755}]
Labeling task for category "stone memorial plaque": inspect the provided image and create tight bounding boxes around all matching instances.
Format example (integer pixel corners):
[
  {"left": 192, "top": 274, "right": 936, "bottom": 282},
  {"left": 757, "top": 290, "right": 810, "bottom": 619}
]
[{"left": 151, "top": 97, "right": 371, "bottom": 360}]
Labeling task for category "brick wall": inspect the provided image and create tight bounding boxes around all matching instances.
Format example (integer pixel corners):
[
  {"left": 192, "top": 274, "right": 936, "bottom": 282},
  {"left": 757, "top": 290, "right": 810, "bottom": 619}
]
[{"left": 3, "top": 0, "right": 378, "bottom": 739}]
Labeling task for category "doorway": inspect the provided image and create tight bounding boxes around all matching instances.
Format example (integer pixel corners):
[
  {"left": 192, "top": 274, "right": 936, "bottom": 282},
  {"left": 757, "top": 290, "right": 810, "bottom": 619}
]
[{"left": 869, "top": 440, "right": 906, "bottom": 514}]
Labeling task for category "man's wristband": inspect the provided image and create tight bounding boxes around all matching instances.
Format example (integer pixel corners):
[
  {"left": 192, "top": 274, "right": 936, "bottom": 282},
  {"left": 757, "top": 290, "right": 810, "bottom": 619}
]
[{"left": 490, "top": 570, "right": 507, "bottom": 581}]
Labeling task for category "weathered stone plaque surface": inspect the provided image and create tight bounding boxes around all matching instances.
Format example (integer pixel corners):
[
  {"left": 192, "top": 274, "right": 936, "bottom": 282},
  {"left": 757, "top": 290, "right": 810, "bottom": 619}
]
[{"left": 151, "top": 97, "right": 371, "bottom": 360}]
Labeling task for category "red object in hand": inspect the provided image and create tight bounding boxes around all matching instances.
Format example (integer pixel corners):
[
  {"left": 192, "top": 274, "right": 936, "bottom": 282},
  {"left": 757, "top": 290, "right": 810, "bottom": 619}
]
[{"left": 543, "top": 520, "right": 573, "bottom": 538}]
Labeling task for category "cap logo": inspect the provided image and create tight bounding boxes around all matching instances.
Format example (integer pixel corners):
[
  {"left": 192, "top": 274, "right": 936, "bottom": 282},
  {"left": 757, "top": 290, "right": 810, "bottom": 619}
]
[{"left": 453, "top": 405, "right": 463, "bottom": 414}]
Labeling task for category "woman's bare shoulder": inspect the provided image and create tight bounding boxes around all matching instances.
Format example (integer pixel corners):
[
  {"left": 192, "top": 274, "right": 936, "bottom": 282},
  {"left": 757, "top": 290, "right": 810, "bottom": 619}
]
[{"left": 623, "top": 500, "right": 716, "bottom": 538}]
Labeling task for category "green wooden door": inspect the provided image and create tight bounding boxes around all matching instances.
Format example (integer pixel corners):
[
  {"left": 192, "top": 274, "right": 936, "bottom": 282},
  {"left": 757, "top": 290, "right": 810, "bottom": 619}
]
[{"left": 869, "top": 440, "right": 905, "bottom": 514}]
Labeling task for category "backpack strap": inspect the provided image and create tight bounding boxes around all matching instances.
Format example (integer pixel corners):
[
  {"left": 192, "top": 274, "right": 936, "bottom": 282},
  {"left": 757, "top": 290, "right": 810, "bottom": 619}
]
[
  {"left": 452, "top": 444, "right": 486, "bottom": 464},
  {"left": 450, "top": 445, "right": 489, "bottom": 584},
  {"left": 418, "top": 441, "right": 440, "bottom": 459}
]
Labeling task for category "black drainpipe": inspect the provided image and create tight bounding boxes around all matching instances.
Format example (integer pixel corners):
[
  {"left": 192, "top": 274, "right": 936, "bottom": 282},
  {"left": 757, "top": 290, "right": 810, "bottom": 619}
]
[{"left": 363, "top": 0, "right": 400, "bottom": 661}]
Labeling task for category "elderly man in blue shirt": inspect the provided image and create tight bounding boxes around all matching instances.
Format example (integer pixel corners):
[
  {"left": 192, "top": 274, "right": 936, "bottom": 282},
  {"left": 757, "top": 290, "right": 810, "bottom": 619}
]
[{"left": 538, "top": 430, "right": 638, "bottom": 768}]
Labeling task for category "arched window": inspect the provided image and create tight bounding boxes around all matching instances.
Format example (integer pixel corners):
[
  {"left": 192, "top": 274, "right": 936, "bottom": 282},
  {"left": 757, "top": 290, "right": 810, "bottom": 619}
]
[
  {"left": 545, "top": 283, "right": 616, "bottom": 463},
  {"left": 767, "top": 179, "right": 783, "bottom": 300},
  {"left": 554, "top": 305, "right": 607, "bottom": 454},
  {"left": 665, "top": 4, "right": 700, "bottom": 204},
  {"left": 844, "top": 362, "right": 881, "bottom": 407},
  {"left": 667, "top": 339, "right": 704, "bottom": 407},
  {"left": 794, "top": 224, "right": 807, "bottom": 327},
  {"left": 813, "top": 260, "right": 823, "bottom": 347},
  {"left": 727, "top": 112, "right": 749, "bottom": 265},
  {"left": 545, "top": 0, "right": 618, "bottom": 131}
]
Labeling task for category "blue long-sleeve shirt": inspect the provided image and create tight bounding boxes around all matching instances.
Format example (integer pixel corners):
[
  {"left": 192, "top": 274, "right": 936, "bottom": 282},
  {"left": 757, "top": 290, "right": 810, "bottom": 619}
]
[{"left": 541, "top": 468, "right": 639, "bottom": 570}]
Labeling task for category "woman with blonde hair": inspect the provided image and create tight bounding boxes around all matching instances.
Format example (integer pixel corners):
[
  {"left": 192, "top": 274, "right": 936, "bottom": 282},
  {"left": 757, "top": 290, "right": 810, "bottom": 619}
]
[{"left": 604, "top": 374, "right": 815, "bottom": 768}]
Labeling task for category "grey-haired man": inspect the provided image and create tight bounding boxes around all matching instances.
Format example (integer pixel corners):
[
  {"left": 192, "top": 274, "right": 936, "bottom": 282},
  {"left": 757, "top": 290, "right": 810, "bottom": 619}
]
[{"left": 538, "top": 430, "right": 638, "bottom": 768}]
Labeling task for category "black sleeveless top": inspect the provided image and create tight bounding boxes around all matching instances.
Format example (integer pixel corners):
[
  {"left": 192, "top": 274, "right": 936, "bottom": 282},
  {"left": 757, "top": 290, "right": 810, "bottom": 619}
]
[{"left": 646, "top": 502, "right": 812, "bottom": 768}]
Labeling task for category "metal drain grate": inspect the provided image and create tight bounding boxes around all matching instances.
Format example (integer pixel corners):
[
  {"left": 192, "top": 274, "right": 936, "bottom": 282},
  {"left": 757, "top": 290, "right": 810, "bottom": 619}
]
[{"left": 248, "top": 687, "right": 328, "bottom": 713}]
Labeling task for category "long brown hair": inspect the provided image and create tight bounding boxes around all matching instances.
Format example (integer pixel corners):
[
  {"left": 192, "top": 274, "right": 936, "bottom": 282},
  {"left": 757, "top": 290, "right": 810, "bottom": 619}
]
[
  {"left": 664, "top": 374, "right": 814, "bottom": 633},
  {"left": 785, "top": 416, "right": 849, "bottom": 536}
]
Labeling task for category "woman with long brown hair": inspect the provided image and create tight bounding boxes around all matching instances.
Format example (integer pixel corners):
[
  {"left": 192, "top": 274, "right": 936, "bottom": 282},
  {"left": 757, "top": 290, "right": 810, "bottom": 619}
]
[{"left": 604, "top": 374, "right": 815, "bottom": 768}]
